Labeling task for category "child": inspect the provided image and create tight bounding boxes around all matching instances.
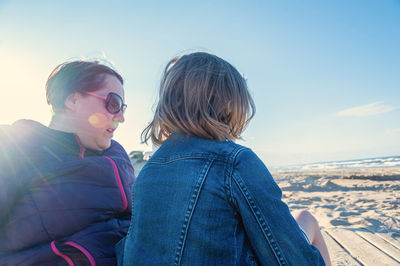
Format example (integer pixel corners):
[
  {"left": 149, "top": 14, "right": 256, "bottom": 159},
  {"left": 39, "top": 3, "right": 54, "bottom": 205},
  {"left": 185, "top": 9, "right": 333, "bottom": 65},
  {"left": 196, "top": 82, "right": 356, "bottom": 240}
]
[{"left": 118, "top": 52, "right": 330, "bottom": 265}]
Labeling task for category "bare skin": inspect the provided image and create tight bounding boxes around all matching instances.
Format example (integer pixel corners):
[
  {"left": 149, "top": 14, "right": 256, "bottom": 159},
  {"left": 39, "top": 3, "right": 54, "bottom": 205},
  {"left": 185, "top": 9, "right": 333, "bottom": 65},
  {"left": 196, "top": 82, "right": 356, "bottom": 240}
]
[{"left": 292, "top": 210, "right": 331, "bottom": 266}]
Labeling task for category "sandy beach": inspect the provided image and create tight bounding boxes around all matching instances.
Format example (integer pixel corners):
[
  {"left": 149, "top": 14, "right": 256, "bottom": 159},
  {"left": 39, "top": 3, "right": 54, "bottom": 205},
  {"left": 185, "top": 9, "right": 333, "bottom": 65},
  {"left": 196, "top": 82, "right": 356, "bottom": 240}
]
[{"left": 273, "top": 167, "right": 400, "bottom": 236}]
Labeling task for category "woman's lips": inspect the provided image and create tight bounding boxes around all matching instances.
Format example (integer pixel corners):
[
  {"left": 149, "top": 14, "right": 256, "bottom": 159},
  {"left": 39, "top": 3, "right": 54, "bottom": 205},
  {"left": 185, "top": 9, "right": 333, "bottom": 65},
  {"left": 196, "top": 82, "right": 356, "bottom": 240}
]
[{"left": 105, "top": 128, "right": 115, "bottom": 137}]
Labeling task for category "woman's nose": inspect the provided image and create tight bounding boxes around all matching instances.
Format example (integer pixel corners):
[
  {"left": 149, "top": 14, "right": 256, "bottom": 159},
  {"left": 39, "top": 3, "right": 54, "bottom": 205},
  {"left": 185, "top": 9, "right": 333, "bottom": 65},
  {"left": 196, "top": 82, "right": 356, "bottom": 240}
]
[{"left": 114, "top": 110, "right": 125, "bottom": 123}]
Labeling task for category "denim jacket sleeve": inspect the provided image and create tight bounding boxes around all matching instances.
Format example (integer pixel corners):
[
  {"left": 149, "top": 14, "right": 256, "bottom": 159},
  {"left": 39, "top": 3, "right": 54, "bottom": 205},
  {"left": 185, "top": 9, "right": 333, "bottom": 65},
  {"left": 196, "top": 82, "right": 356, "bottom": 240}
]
[{"left": 229, "top": 148, "right": 325, "bottom": 266}]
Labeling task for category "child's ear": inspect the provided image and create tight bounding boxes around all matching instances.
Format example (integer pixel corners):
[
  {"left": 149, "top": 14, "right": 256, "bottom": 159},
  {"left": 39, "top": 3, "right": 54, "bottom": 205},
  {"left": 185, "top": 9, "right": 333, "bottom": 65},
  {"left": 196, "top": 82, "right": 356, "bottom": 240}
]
[{"left": 64, "top": 92, "right": 81, "bottom": 111}]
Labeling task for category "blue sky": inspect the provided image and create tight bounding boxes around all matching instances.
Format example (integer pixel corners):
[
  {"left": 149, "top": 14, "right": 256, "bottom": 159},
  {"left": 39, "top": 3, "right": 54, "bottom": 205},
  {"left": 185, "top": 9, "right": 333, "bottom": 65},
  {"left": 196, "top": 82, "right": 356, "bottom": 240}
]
[{"left": 0, "top": 0, "right": 399, "bottom": 167}]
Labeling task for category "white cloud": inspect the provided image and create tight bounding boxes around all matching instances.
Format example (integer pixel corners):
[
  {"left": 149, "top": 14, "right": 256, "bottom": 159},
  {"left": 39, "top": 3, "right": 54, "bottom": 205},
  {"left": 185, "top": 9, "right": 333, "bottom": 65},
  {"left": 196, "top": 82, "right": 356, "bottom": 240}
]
[
  {"left": 385, "top": 128, "right": 400, "bottom": 136},
  {"left": 337, "top": 101, "right": 397, "bottom": 117}
]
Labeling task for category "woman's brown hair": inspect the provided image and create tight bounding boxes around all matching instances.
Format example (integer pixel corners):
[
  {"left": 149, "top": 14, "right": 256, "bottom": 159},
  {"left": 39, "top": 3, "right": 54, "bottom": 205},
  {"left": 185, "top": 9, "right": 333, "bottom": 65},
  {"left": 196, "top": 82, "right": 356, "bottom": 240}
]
[
  {"left": 142, "top": 52, "right": 255, "bottom": 146},
  {"left": 46, "top": 60, "right": 123, "bottom": 112}
]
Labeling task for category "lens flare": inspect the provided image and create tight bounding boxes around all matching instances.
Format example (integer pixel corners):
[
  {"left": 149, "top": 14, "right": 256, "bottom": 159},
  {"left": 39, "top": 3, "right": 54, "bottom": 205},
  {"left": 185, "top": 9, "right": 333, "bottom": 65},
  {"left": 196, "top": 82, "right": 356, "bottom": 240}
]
[{"left": 88, "top": 113, "right": 108, "bottom": 128}]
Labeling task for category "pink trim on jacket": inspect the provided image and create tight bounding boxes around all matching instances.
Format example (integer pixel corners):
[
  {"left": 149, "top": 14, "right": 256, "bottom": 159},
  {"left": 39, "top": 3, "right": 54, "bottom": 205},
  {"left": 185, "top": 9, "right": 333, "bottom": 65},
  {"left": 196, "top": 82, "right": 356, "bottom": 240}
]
[
  {"left": 73, "top": 134, "right": 85, "bottom": 158},
  {"left": 51, "top": 241, "right": 74, "bottom": 266},
  {"left": 104, "top": 156, "right": 128, "bottom": 212},
  {"left": 65, "top": 241, "right": 96, "bottom": 266}
]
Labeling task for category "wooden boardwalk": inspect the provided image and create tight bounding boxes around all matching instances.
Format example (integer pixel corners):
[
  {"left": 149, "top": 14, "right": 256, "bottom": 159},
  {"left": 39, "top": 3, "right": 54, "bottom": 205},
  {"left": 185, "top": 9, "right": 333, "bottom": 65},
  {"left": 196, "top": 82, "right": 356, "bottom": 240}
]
[{"left": 323, "top": 227, "right": 400, "bottom": 265}]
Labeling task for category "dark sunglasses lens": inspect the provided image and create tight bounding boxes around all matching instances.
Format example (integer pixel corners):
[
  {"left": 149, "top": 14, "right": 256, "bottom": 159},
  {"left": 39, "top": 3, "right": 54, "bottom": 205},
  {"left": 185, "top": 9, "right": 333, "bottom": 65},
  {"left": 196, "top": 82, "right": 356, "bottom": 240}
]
[{"left": 106, "top": 93, "right": 123, "bottom": 114}]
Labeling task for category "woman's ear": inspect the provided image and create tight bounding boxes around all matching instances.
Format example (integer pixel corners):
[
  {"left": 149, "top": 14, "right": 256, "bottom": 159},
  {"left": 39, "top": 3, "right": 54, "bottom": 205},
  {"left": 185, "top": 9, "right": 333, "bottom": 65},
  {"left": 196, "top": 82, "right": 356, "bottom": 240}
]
[{"left": 64, "top": 93, "right": 80, "bottom": 112}]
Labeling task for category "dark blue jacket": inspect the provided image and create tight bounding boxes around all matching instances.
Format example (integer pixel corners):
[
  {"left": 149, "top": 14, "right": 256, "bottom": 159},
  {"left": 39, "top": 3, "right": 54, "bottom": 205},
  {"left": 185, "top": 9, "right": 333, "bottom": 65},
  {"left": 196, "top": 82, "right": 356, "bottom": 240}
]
[
  {"left": 118, "top": 133, "right": 324, "bottom": 265},
  {"left": 0, "top": 120, "right": 135, "bottom": 265}
]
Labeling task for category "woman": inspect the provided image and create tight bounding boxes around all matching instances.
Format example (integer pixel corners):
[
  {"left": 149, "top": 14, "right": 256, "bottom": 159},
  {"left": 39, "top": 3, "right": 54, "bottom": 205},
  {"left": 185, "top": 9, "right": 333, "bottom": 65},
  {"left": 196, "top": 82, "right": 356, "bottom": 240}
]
[
  {"left": 0, "top": 60, "right": 135, "bottom": 265},
  {"left": 118, "top": 52, "right": 330, "bottom": 265}
]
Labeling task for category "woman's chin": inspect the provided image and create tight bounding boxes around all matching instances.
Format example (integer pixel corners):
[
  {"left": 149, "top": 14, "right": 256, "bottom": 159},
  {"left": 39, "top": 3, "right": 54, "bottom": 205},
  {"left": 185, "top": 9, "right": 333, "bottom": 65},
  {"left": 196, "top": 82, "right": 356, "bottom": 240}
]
[{"left": 101, "top": 139, "right": 112, "bottom": 150}]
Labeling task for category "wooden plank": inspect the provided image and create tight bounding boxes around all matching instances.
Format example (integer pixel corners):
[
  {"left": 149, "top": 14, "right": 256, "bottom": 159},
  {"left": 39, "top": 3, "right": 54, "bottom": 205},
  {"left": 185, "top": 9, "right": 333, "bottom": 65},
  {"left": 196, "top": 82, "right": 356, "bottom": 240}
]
[
  {"left": 373, "top": 231, "right": 400, "bottom": 250},
  {"left": 326, "top": 228, "right": 399, "bottom": 265},
  {"left": 322, "top": 230, "right": 361, "bottom": 266},
  {"left": 355, "top": 230, "right": 400, "bottom": 263}
]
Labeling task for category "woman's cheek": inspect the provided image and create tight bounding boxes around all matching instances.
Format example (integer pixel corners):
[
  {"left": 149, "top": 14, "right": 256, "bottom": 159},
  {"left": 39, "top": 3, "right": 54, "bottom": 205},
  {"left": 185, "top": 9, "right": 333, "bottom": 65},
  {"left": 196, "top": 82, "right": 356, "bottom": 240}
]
[{"left": 88, "top": 113, "right": 109, "bottom": 128}]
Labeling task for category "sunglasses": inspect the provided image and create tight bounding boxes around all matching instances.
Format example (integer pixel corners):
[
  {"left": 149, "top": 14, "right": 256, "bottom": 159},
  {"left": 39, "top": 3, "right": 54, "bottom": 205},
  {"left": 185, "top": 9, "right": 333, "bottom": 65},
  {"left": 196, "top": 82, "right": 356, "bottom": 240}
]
[{"left": 83, "top": 92, "right": 127, "bottom": 114}]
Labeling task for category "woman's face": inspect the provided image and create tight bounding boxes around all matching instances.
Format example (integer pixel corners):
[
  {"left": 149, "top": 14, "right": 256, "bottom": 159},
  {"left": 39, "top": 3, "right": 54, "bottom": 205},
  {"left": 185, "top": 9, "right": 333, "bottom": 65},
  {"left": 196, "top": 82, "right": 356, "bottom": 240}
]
[{"left": 72, "top": 74, "right": 125, "bottom": 151}]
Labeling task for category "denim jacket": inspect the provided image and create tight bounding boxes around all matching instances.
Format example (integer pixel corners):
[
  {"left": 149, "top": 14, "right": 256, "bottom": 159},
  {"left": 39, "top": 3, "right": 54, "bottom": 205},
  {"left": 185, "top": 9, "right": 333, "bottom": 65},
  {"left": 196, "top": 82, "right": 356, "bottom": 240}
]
[{"left": 117, "top": 133, "right": 324, "bottom": 265}]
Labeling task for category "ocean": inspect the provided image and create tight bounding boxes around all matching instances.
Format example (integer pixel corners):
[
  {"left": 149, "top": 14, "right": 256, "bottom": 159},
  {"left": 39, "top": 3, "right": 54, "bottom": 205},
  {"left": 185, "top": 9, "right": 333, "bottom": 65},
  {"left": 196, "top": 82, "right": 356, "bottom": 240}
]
[{"left": 271, "top": 155, "right": 400, "bottom": 172}]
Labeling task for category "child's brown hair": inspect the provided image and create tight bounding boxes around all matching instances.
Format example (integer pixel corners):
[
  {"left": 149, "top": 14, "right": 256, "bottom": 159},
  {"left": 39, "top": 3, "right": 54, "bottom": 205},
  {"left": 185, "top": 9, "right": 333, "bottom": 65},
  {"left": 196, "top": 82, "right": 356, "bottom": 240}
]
[{"left": 142, "top": 52, "right": 255, "bottom": 145}]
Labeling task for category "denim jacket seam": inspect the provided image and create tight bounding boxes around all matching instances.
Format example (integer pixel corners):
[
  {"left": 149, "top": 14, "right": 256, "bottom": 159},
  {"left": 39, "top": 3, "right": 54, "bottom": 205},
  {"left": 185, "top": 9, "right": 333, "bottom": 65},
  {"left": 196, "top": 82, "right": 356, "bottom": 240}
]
[
  {"left": 231, "top": 172, "right": 289, "bottom": 265},
  {"left": 225, "top": 147, "right": 248, "bottom": 209},
  {"left": 224, "top": 158, "right": 235, "bottom": 210},
  {"left": 148, "top": 156, "right": 209, "bottom": 165},
  {"left": 148, "top": 155, "right": 229, "bottom": 165},
  {"left": 174, "top": 155, "right": 216, "bottom": 266}
]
